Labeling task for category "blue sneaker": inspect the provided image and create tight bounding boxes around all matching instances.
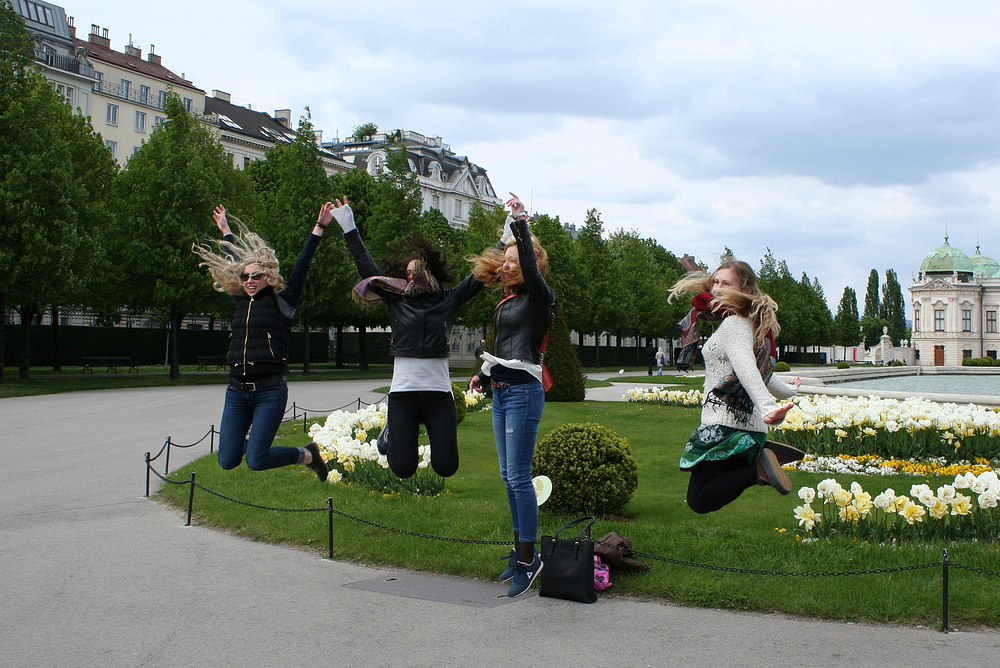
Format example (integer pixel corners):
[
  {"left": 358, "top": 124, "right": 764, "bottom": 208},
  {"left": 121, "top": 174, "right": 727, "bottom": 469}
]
[
  {"left": 498, "top": 549, "right": 517, "bottom": 582},
  {"left": 507, "top": 553, "right": 543, "bottom": 598},
  {"left": 376, "top": 426, "right": 389, "bottom": 456}
]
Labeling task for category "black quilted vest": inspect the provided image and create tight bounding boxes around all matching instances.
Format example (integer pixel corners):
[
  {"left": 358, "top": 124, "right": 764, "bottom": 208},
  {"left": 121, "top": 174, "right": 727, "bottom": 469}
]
[{"left": 228, "top": 287, "right": 291, "bottom": 378}]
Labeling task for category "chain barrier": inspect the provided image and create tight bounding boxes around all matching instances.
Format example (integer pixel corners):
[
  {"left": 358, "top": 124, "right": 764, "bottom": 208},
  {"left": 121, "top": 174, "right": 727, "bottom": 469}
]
[{"left": 143, "top": 412, "right": 1000, "bottom": 634}]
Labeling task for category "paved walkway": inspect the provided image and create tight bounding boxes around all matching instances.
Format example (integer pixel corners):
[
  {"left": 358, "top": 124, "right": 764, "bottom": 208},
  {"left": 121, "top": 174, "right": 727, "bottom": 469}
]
[{"left": 2, "top": 379, "right": 999, "bottom": 667}]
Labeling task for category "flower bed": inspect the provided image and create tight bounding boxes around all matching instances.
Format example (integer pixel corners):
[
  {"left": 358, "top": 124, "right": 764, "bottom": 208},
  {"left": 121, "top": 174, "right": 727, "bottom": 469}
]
[
  {"left": 773, "top": 394, "right": 1000, "bottom": 461},
  {"left": 624, "top": 386, "right": 703, "bottom": 406},
  {"left": 786, "top": 453, "right": 995, "bottom": 477},
  {"left": 792, "top": 473, "right": 1000, "bottom": 541}
]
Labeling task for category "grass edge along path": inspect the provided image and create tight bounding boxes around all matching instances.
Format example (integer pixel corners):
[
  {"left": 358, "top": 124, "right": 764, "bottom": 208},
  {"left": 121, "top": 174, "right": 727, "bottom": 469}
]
[{"left": 155, "top": 401, "right": 1000, "bottom": 629}]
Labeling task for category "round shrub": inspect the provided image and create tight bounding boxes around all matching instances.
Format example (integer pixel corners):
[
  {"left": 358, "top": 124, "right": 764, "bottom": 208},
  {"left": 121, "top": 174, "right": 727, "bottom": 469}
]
[
  {"left": 993, "top": 358, "right": 1000, "bottom": 367},
  {"left": 532, "top": 422, "right": 638, "bottom": 516},
  {"left": 891, "top": 360, "right": 903, "bottom": 366},
  {"left": 837, "top": 361, "right": 851, "bottom": 369},
  {"left": 452, "top": 382, "right": 468, "bottom": 424},
  {"left": 773, "top": 361, "right": 790, "bottom": 373}
]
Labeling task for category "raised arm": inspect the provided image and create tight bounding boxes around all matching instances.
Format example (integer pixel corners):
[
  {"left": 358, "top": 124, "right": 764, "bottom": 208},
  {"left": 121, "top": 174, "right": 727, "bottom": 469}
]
[
  {"left": 280, "top": 203, "right": 328, "bottom": 307},
  {"left": 333, "top": 196, "right": 382, "bottom": 279}
]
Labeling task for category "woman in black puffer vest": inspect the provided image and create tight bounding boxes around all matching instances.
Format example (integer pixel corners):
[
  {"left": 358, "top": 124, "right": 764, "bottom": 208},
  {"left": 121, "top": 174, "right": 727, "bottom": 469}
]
[{"left": 192, "top": 203, "right": 334, "bottom": 481}]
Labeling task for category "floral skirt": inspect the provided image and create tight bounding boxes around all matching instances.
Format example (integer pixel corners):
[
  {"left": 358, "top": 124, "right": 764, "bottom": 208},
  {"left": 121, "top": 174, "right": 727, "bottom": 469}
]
[{"left": 679, "top": 423, "right": 765, "bottom": 471}]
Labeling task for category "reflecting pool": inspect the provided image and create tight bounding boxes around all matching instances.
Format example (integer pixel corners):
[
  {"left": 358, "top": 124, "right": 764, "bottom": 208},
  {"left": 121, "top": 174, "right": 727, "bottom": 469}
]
[{"left": 831, "top": 374, "right": 1000, "bottom": 397}]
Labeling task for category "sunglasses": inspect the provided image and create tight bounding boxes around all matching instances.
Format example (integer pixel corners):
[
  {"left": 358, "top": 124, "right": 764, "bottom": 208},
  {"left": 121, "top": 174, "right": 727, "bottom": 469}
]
[{"left": 240, "top": 271, "right": 266, "bottom": 282}]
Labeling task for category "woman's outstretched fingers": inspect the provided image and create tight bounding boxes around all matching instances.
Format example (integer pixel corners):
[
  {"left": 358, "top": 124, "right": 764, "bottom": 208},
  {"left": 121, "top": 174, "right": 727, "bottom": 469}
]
[{"left": 764, "top": 402, "right": 795, "bottom": 424}]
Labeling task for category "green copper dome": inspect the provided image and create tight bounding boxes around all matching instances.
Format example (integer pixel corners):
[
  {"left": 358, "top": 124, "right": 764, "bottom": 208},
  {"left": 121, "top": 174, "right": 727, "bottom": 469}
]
[
  {"left": 970, "top": 245, "right": 1000, "bottom": 278},
  {"left": 920, "top": 237, "right": 974, "bottom": 275}
]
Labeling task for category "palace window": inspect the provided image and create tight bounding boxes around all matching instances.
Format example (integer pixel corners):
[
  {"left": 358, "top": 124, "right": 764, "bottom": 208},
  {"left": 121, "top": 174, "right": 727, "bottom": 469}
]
[
  {"left": 962, "top": 309, "right": 972, "bottom": 332},
  {"left": 913, "top": 308, "right": 920, "bottom": 332},
  {"left": 934, "top": 309, "right": 945, "bottom": 331},
  {"left": 988, "top": 311, "right": 997, "bottom": 334}
]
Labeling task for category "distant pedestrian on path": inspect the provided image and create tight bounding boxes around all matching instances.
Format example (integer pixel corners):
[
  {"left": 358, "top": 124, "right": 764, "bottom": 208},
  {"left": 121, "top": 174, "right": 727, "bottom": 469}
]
[
  {"left": 191, "top": 204, "right": 332, "bottom": 481},
  {"left": 668, "top": 259, "right": 803, "bottom": 513},
  {"left": 655, "top": 346, "right": 666, "bottom": 375},
  {"left": 645, "top": 344, "right": 656, "bottom": 376},
  {"left": 469, "top": 193, "right": 555, "bottom": 597}
]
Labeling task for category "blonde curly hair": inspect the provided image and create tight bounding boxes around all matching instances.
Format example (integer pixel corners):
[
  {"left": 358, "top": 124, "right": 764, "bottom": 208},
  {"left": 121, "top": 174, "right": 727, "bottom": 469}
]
[
  {"left": 668, "top": 259, "right": 780, "bottom": 350},
  {"left": 468, "top": 237, "right": 548, "bottom": 296},
  {"left": 191, "top": 218, "right": 283, "bottom": 296}
]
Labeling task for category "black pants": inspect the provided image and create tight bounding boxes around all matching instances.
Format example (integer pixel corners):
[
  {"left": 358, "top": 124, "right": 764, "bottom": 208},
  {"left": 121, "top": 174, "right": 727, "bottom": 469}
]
[
  {"left": 686, "top": 452, "right": 758, "bottom": 514},
  {"left": 386, "top": 391, "right": 458, "bottom": 478}
]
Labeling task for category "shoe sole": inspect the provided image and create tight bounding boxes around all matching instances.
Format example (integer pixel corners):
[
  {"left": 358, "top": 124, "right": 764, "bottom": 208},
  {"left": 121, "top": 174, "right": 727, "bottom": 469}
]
[
  {"left": 306, "top": 442, "right": 328, "bottom": 482},
  {"left": 759, "top": 449, "right": 791, "bottom": 494},
  {"left": 508, "top": 561, "right": 544, "bottom": 598},
  {"left": 766, "top": 440, "right": 805, "bottom": 465}
]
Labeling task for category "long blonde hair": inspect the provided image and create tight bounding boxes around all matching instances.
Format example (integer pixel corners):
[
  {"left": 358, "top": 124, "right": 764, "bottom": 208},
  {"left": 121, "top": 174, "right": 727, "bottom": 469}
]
[
  {"left": 469, "top": 237, "right": 548, "bottom": 296},
  {"left": 191, "top": 218, "right": 283, "bottom": 296},
  {"left": 668, "top": 259, "right": 780, "bottom": 350}
]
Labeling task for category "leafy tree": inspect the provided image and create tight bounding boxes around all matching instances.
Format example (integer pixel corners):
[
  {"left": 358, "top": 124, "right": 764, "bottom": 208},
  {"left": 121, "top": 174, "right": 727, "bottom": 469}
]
[
  {"left": 574, "top": 209, "right": 621, "bottom": 367},
  {"left": 0, "top": 4, "right": 117, "bottom": 379},
  {"left": 459, "top": 201, "right": 508, "bottom": 335},
  {"left": 881, "top": 269, "right": 907, "bottom": 345},
  {"left": 529, "top": 212, "right": 583, "bottom": 332},
  {"left": 246, "top": 110, "right": 351, "bottom": 373},
  {"left": 352, "top": 122, "right": 378, "bottom": 141},
  {"left": 833, "top": 287, "right": 862, "bottom": 347},
  {"left": 861, "top": 269, "right": 883, "bottom": 348},
  {"left": 106, "top": 92, "right": 253, "bottom": 379}
]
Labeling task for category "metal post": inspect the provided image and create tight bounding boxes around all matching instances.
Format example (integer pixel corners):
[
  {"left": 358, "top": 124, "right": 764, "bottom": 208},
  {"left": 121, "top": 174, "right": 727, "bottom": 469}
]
[
  {"left": 186, "top": 472, "right": 196, "bottom": 526},
  {"left": 291, "top": 401, "right": 297, "bottom": 420},
  {"left": 327, "top": 497, "right": 334, "bottom": 560},
  {"left": 941, "top": 548, "right": 949, "bottom": 633},
  {"left": 165, "top": 437, "right": 172, "bottom": 475},
  {"left": 145, "top": 452, "right": 151, "bottom": 497},
  {"left": 303, "top": 411, "right": 308, "bottom": 432},
  {"left": 210, "top": 424, "right": 216, "bottom": 454}
]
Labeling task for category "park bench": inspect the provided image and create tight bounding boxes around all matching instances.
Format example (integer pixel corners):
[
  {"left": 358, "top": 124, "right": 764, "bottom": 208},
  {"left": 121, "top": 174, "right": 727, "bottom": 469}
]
[
  {"left": 81, "top": 356, "right": 139, "bottom": 373},
  {"left": 197, "top": 355, "right": 229, "bottom": 371}
]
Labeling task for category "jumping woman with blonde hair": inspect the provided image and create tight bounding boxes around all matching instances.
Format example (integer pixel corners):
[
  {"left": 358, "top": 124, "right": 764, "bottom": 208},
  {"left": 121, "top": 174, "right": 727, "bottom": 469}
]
[
  {"left": 191, "top": 203, "right": 335, "bottom": 481},
  {"left": 669, "top": 259, "right": 803, "bottom": 513}
]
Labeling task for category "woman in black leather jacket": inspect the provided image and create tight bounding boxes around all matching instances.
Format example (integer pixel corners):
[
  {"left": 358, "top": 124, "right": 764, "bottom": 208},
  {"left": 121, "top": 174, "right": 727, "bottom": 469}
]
[
  {"left": 192, "top": 204, "right": 335, "bottom": 482},
  {"left": 331, "top": 197, "right": 500, "bottom": 478},
  {"left": 468, "top": 193, "right": 556, "bottom": 597}
]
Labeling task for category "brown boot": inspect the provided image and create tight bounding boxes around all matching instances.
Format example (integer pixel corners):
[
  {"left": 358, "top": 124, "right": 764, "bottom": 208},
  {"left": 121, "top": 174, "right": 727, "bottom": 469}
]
[
  {"left": 756, "top": 448, "right": 791, "bottom": 494},
  {"left": 765, "top": 440, "right": 805, "bottom": 465}
]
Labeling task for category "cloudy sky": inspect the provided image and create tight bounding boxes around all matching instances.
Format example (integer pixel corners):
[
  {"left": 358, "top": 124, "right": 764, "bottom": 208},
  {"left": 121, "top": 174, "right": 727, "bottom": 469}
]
[{"left": 64, "top": 0, "right": 1000, "bottom": 311}]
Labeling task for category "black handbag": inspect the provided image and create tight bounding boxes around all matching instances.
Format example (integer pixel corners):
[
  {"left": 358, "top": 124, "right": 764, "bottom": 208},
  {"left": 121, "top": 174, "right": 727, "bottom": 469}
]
[{"left": 539, "top": 516, "right": 597, "bottom": 603}]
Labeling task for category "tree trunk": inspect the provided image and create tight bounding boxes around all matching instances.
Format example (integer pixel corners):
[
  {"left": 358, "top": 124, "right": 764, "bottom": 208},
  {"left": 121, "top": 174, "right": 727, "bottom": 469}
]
[
  {"left": 302, "top": 311, "right": 311, "bottom": 376},
  {"left": 593, "top": 331, "right": 601, "bottom": 369},
  {"left": 0, "top": 292, "right": 5, "bottom": 384},
  {"left": 335, "top": 325, "right": 344, "bottom": 367},
  {"left": 51, "top": 305, "right": 61, "bottom": 371},
  {"left": 18, "top": 305, "right": 36, "bottom": 380},
  {"left": 358, "top": 321, "right": 369, "bottom": 371},
  {"left": 169, "top": 304, "right": 181, "bottom": 380}
]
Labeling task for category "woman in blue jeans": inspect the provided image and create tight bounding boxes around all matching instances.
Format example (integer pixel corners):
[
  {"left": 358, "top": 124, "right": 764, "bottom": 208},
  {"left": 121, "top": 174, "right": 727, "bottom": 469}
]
[
  {"left": 469, "top": 193, "right": 555, "bottom": 597},
  {"left": 192, "top": 203, "right": 335, "bottom": 481}
]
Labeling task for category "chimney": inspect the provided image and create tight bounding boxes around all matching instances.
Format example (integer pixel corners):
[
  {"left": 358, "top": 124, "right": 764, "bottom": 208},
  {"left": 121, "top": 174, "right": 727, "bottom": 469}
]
[
  {"left": 67, "top": 16, "right": 76, "bottom": 38},
  {"left": 89, "top": 24, "right": 110, "bottom": 49},
  {"left": 213, "top": 90, "right": 231, "bottom": 103},
  {"left": 147, "top": 44, "right": 161, "bottom": 66},
  {"left": 274, "top": 109, "right": 291, "bottom": 128},
  {"left": 313, "top": 130, "right": 323, "bottom": 145},
  {"left": 125, "top": 35, "right": 141, "bottom": 59}
]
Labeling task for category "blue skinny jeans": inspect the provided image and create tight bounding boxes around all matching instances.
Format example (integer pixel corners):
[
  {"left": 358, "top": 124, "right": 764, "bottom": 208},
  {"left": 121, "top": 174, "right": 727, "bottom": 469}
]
[
  {"left": 491, "top": 380, "right": 545, "bottom": 543},
  {"left": 217, "top": 378, "right": 299, "bottom": 471}
]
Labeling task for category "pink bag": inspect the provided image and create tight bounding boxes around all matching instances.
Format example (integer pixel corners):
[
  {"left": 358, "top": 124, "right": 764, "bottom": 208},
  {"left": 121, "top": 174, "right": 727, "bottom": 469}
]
[{"left": 593, "top": 555, "right": 612, "bottom": 591}]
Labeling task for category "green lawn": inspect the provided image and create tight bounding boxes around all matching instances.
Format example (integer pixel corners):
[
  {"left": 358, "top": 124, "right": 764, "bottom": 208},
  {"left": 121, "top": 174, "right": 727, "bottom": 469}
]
[{"left": 156, "top": 400, "right": 1000, "bottom": 629}]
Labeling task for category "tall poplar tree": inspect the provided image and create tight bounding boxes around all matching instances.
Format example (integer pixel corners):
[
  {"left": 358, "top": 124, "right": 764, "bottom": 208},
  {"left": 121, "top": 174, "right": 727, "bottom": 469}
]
[
  {"left": 880, "top": 268, "right": 907, "bottom": 345},
  {"left": 833, "top": 287, "right": 862, "bottom": 347}
]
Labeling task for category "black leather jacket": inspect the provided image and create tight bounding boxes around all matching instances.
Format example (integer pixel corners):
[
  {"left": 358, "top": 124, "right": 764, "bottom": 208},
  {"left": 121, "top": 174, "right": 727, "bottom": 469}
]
[
  {"left": 225, "top": 232, "right": 320, "bottom": 379},
  {"left": 344, "top": 229, "right": 486, "bottom": 359},
  {"left": 477, "top": 218, "right": 556, "bottom": 382}
]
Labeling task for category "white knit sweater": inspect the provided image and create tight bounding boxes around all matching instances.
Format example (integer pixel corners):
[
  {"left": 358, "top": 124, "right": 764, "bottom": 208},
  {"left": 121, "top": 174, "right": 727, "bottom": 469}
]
[{"left": 699, "top": 315, "right": 798, "bottom": 433}]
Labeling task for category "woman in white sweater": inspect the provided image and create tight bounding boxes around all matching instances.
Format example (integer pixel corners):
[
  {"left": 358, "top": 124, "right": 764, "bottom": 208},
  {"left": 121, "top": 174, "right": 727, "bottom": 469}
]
[{"left": 669, "top": 260, "right": 803, "bottom": 513}]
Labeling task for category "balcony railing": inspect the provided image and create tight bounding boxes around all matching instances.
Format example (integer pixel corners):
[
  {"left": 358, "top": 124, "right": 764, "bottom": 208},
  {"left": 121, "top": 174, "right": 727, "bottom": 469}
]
[
  {"left": 91, "top": 80, "right": 203, "bottom": 116},
  {"left": 34, "top": 50, "right": 97, "bottom": 79}
]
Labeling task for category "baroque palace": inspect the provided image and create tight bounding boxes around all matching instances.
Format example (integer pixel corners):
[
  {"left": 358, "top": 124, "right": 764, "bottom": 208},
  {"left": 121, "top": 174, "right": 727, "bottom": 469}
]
[{"left": 910, "top": 237, "right": 1000, "bottom": 366}]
